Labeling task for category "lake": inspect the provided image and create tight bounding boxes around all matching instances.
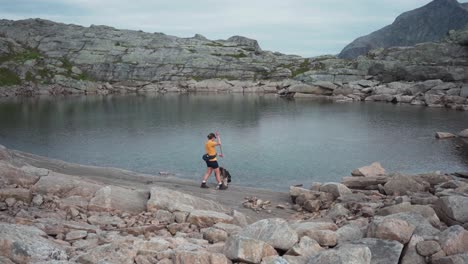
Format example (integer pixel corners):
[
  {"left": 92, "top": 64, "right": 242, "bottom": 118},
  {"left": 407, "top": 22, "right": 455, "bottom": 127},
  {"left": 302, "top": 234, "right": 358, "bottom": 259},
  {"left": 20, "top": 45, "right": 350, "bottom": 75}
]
[{"left": 0, "top": 93, "right": 467, "bottom": 191}]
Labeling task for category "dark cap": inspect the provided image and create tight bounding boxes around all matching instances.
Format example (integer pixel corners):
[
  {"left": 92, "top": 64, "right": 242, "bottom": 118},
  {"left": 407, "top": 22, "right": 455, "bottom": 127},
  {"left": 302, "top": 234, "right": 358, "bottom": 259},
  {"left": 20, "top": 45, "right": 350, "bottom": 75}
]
[{"left": 207, "top": 133, "right": 216, "bottom": 139}]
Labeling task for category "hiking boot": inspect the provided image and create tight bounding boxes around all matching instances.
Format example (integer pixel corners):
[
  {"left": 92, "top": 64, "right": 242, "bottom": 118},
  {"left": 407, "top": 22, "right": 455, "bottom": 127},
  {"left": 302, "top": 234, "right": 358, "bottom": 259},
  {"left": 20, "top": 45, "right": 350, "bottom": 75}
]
[
  {"left": 217, "top": 183, "right": 228, "bottom": 190},
  {"left": 200, "top": 182, "right": 209, "bottom": 188}
]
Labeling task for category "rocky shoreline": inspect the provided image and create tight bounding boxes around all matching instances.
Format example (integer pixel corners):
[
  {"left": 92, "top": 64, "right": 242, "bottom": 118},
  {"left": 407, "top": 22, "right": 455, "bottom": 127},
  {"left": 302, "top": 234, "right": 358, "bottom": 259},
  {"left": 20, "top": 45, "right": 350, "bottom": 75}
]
[
  {"left": 1, "top": 140, "right": 468, "bottom": 264},
  {"left": 1, "top": 77, "right": 468, "bottom": 111}
]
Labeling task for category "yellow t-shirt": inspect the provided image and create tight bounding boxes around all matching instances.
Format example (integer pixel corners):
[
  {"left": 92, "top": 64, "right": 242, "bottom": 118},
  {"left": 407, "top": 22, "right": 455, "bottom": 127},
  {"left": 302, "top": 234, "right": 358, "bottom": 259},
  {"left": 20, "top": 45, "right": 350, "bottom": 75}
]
[{"left": 205, "top": 140, "right": 217, "bottom": 161}]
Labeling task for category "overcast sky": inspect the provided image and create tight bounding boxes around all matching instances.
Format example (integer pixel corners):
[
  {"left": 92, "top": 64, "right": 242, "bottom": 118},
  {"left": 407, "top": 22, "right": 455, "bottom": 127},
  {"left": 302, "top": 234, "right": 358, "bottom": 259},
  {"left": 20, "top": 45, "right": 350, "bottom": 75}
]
[{"left": 1, "top": 0, "right": 434, "bottom": 57}]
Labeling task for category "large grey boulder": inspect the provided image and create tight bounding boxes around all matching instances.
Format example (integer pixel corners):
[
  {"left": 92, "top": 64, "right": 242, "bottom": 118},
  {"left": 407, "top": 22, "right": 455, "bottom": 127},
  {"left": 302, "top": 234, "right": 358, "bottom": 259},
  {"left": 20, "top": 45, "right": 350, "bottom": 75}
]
[
  {"left": 382, "top": 212, "right": 440, "bottom": 237},
  {"left": 349, "top": 238, "right": 404, "bottom": 264},
  {"left": 319, "top": 182, "right": 352, "bottom": 199},
  {"left": 306, "top": 244, "right": 371, "bottom": 264},
  {"left": 383, "top": 175, "right": 425, "bottom": 195},
  {"left": 290, "top": 221, "right": 338, "bottom": 238},
  {"left": 416, "top": 240, "right": 441, "bottom": 257},
  {"left": 0, "top": 161, "right": 40, "bottom": 187},
  {"left": 439, "top": 225, "right": 468, "bottom": 256},
  {"left": 88, "top": 185, "right": 147, "bottom": 213},
  {"left": 342, "top": 176, "right": 388, "bottom": 189},
  {"left": 32, "top": 172, "right": 102, "bottom": 198},
  {"left": 431, "top": 253, "right": 468, "bottom": 264},
  {"left": 147, "top": 186, "right": 226, "bottom": 213},
  {"left": 238, "top": 218, "right": 298, "bottom": 251},
  {"left": 435, "top": 195, "right": 468, "bottom": 226},
  {"left": 400, "top": 235, "right": 425, "bottom": 264},
  {"left": 223, "top": 235, "right": 277, "bottom": 264},
  {"left": 285, "top": 236, "right": 323, "bottom": 257},
  {"left": 367, "top": 217, "right": 415, "bottom": 244},
  {"left": 0, "top": 223, "right": 68, "bottom": 263},
  {"left": 377, "top": 202, "right": 440, "bottom": 227}
]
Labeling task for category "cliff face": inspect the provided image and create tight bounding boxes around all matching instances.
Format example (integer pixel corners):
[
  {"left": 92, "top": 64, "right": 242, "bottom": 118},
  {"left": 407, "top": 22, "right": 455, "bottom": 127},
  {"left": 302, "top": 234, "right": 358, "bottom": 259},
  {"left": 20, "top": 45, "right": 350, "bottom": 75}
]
[
  {"left": 338, "top": 0, "right": 468, "bottom": 59},
  {"left": 0, "top": 19, "right": 306, "bottom": 83}
]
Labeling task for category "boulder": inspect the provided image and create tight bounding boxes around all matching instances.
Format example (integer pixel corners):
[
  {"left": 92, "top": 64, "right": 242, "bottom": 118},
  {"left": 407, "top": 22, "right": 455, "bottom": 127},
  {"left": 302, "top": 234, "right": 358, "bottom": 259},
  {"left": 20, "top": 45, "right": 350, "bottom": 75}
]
[
  {"left": 74, "top": 240, "right": 138, "bottom": 264},
  {"left": 336, "top": 223, "right": 366, "bottom": 244},
  {"left": 367, "top": 217, "right": 415, "bottom": 244},
  {"left": 439, "top": 225, "right": 468, "bottom": 256},
  {"left": 0, "top": 188, "right": 32, "bottom": 203},
  {"left": 306, "top": 244, "right": 371, "bottom": 264},
  {"left": 134, "top": 238, "right": 171, "bottom": 255},
  {"left": 187, "top": 210, "right": 233, "bottom": 228},
  {"left": 173, "top": 250, "right": 231, "bottom": 264},
  {"left": 0, "top": 223, "right": 68, "bottom": 263},
  {"left": 435, "top": 195, "right": 468, "bottom": 226},
  {"left": 65, "top": 230, "right": 87, "bottom": 241},
  {"left": 289, "top": 84, "right": 332, "bottom": 95},
  {"left": 459, "top": 129, "right": 468, "bottom": 138},
  {"left": 377, "top": 202, "right": 440, "bottom": 227},
  {"left": 0, "top": 161, "right": 40, "bottom": 187},
  {"left": 349, "top": 238, "right": 404, "bottom": 264},
  {"left": 261, "top": 256, "right": 289, "bottom": 264},
  {"left": 319, "top": 182, "right": 352, "bottom": 199},
  {"left": 301, "top": 230, "right": 337, "bottom": 247},
  {"left": 291, "top": 221, "right": 338, "bottom": 238},
  {"left": 435, "top": 132, "right": 457, "bottom": 139},
  {"left": 383, "top": 175, "right": 425, "bottom": 195},
  {"left": 342, "top": 176, "right": 388, "bottom": 189},
  {"left": 202, "top": 227, "right": 229, "bottom": 243},
  {"left": 382, "top": 212, "right": 440, "bottom": 237},
  {"left": 155, "top": 210, "right": 176, "bottom": 224},
  {"left": 88, "top": 185, "right": 147, "bottom": 213},
  {"left": 327, "top": 203, "right": 351, "bottom": 220},
  {"left": 400, "top": 235, "right": 426, "bottom": 264},
  {"left": 431, "top": 253, "right": 468, "bottom": 264},
  {"left": 285, "top": 236, "right": 323, "bottom": 257},
  {"left": 147, "top": 186, "right": 226, "bottom": 213},
  {"left": 351, "top": 162, "right": 386, "bottom": 177},
  {"left": 237, "top": 218, "right": 298, "bottom": 251},
  {"left": 32, "top": 172, "right": 101, "bottom": 198},
  {"left": 416, "top": 240, "right": 441, "bottom": 257},
  {"left": 303, "top": 200, "right": 321, "bottom": 212},
  {"left": 223, "top": 235, "right": 277, "bottom": 264}
]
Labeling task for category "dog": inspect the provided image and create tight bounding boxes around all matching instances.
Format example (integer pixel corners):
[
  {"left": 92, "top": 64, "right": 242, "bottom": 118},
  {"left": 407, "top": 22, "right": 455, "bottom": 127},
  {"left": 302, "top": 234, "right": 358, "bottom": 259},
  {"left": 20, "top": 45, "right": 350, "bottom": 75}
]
[{"left": 219, "top": 167, "right": 232, "bottom": 188}]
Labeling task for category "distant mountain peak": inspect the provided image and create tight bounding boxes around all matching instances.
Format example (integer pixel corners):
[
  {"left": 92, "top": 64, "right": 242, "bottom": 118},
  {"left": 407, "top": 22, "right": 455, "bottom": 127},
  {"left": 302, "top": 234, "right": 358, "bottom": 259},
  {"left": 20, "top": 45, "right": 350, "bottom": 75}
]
[{"left": 338, "top": 0, "right": 468, "bottom": 59}]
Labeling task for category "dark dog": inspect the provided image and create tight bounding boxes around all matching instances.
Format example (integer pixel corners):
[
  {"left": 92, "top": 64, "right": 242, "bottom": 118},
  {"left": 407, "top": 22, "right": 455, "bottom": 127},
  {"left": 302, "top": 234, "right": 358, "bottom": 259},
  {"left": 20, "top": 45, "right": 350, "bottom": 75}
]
[{"left": 219, "top": 167, "right": 232, "bottom": 188}]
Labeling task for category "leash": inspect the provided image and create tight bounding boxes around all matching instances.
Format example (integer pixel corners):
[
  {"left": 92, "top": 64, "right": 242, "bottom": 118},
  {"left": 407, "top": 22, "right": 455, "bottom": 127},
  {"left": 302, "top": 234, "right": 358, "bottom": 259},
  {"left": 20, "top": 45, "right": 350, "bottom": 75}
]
[{"left": 216, "top": 131, "right": 224, "bottom": 167}]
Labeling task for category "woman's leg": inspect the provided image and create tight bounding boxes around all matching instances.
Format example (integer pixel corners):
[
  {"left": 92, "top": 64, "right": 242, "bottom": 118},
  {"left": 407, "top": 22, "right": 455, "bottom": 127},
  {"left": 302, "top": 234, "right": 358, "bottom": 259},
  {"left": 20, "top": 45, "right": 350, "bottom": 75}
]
[
  {"left": 202, "top": 167, "right": 213, "bottom": 182},
  {"left": 214, "top": 167, "right": 222, "bottom": 184}
]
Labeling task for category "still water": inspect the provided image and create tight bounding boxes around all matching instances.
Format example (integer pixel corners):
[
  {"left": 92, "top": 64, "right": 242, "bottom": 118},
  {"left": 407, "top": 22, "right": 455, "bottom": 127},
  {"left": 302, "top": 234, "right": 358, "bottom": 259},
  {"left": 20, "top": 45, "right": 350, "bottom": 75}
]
[{"left": 0, "top": 94, "right": 467, "bottom": 191}]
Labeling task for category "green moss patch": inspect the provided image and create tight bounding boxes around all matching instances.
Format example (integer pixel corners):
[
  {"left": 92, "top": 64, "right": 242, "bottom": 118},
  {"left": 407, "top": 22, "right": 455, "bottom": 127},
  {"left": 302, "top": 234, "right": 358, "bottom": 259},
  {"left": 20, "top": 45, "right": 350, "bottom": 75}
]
[
  {"left": 292, "top": 59, "right": 310, "bottom": 77},
  {"left": 0, "top": 49, "right": 41, "bottom": 64},
  {"left": 0, "top": 68, "right": 21, "bottom": 86}
]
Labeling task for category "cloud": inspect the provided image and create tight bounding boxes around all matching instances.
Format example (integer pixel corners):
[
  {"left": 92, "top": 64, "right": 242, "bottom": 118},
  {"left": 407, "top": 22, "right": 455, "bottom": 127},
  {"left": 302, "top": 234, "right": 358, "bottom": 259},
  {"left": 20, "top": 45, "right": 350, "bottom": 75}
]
[{"left": 1, "top": 0, "right": 433, "bottom": 56}]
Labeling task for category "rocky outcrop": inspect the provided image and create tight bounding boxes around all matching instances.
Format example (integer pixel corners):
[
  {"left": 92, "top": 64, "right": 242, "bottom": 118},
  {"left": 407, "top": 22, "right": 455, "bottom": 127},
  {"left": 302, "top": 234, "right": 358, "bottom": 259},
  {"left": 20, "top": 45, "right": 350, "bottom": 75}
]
[
  {"left": 338, "top": 0, "right": 468, "bottom": 59},
  {"left": 0, "top": 18, "right": 303, "bottom": 85}
]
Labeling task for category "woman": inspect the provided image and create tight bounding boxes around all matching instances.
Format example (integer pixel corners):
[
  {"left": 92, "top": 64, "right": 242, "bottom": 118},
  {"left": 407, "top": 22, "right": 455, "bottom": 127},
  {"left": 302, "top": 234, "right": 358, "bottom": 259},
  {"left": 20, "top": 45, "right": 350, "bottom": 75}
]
[{"left": 201, "top": 132, "right": 227, "bottom": 190}]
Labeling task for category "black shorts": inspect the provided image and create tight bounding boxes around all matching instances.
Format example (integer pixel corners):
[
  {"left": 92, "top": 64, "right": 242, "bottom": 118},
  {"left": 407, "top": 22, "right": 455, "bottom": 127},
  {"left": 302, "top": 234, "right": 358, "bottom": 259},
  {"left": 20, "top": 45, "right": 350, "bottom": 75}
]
[{"left": 206, "top": 160, "right": 219, "bottom": 169}]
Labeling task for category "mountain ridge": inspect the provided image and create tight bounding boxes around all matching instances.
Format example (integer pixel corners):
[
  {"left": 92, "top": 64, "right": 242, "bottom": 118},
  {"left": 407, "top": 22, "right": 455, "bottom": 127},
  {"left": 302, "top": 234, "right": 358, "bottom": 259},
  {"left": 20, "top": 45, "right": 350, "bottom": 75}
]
[{"left": 338, "top": 0, "right": 468, "bottom": 59}]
